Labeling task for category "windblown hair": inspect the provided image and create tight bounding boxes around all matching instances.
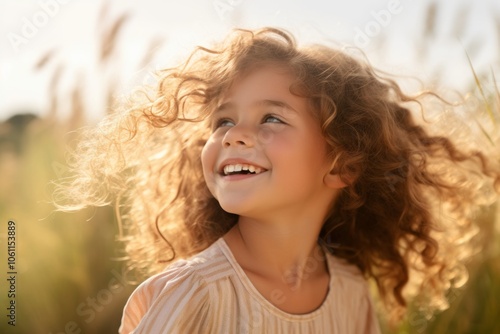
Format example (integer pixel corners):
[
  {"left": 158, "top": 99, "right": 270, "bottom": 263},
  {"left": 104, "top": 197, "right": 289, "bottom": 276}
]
[{"left": 54, "top": 27, "right": 500, "bottom": 321}]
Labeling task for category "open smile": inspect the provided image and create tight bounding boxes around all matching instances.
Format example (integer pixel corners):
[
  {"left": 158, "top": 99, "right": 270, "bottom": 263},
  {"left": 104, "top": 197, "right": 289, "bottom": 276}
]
[
  {"left": 221, "top": 163, "right": 265, "bottom": 176},
  {"left": 218, "top": 164, "right": 268, "bottom": 181},
  {"left": 217, "top": 159, "right": 269, "bottom": 179}
]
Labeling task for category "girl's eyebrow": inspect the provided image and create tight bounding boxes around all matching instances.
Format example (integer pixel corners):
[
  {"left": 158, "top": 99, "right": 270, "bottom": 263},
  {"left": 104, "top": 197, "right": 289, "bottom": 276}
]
[
  {"left": 257, "top": 99, "right": 298, "bottom": 114},
  {"left": 214, "top": 99, "right": 298, "bottom": 114},
  {"left": 214, "top": 101, "right": 234, "bottom": 114}
]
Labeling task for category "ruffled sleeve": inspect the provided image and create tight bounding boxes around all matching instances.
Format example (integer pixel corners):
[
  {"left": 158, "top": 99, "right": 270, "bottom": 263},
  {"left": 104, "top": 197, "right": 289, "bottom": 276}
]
[{"left": 119, "top": 260, "right": 212, "bottom": 334}]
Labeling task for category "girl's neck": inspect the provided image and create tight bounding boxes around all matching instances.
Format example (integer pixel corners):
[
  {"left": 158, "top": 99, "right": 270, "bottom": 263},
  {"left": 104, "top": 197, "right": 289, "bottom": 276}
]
[{"left": 223, "top": 216, "right": 328, "bottom": 290}]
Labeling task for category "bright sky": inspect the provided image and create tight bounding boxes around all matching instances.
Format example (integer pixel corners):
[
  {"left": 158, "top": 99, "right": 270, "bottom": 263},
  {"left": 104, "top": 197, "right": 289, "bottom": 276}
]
[{"left": 0, "top": 0, "right": 499, "bottom": 121}]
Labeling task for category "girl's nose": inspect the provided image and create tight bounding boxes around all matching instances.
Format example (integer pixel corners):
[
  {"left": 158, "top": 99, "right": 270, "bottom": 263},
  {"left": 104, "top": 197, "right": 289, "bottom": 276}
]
[{"left": 222, "top": 124, "right": 255, "bottom": 148}]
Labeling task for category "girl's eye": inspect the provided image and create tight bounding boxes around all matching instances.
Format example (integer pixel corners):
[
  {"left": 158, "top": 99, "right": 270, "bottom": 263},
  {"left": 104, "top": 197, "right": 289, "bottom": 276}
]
[
  {"left": 213, "top": 118, "right": 234, "bottom": 129},
  {"left": 212, "top": 115, "right": 284, "bottom": 130},
  {"left": 263, "top": 115, "right": 284, "bottom": 124}
]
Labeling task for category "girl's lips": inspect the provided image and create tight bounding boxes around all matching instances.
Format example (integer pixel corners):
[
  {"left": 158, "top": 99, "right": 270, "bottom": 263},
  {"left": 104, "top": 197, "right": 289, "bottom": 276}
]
[
  {"left": 218, "top": 170, "right": 267, "bottom": 181},
  {"left": 217, "top": 158, "right": 268, "bottom": 175}
]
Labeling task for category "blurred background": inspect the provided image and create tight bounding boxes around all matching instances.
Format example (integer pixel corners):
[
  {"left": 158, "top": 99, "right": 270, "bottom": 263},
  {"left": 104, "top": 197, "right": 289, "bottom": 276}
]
[{"left": 0, "top": 0, "right": 499, "bottom": 333}]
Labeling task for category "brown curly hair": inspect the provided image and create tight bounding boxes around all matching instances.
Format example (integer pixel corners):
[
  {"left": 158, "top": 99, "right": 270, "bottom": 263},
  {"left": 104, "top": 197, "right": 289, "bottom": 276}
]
[{"left": 53, "top": 27, "right": 500, "bottom": 321}]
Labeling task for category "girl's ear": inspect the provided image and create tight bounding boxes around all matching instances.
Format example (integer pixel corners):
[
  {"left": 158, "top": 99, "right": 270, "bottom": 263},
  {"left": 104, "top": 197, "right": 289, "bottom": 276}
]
[
  {"left": 324, "top": 158, "right": 356, "bottom": 189},
  {"left": 323, "top": 172, "right": 348, "bottom": 189}
]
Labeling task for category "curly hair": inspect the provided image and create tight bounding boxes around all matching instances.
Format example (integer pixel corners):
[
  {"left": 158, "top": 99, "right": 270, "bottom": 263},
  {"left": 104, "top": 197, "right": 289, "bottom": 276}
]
[{"left": 53, "top": 27, "right": 500, "bottom": 321}]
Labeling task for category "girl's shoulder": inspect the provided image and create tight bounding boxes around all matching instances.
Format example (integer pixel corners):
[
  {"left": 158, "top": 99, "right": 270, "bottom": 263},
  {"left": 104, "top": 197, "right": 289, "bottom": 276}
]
[
  {"left": 324, "top": 251, "right": 374, "bottom": 301},
  {"left": 137, "top": 238, "right": 231, "bottom": 298},
  {"left": 119, "top": 239, "right": 231, "bottom": 333},
  {"left": 327, "top": 252, "right": 367, "bottom": 281}
]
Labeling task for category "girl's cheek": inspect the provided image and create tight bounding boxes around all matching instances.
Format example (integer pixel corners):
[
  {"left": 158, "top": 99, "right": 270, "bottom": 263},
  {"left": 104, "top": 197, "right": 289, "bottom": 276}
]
[
  {"left": 200, "top": 145, "right": 217, "bottom": 196},
  {"left": 201, "top": 139, "right": 216, "bottom": 171},
  {"left": 256, "top": 127, "right": 275, "bottom": 145},
  {"left": 202, "top": 133, "right": 224, "bottom": 170},
  {"left": 256, "top": 125, "right": 287, "bottom": 147}
]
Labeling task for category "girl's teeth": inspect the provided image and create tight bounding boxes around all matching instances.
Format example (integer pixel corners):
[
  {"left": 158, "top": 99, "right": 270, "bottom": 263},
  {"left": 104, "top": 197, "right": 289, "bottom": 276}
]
[{"left": 223, "top": 164, "right": 265, "bottom": 175}]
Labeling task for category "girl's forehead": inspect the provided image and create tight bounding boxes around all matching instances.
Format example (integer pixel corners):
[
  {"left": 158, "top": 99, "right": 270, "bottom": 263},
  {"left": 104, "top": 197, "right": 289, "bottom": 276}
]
[
  {"left": 208, "top": 66, "right": 316, "bottom": 123},
  {"left": 222, "top": 65, "right": 297, "bottom": 99}
]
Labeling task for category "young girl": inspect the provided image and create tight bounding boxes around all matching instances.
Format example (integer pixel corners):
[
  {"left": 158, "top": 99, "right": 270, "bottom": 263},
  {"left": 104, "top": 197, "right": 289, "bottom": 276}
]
[{"left": 55, "top": 27, "right": 500, "bottom": 333}]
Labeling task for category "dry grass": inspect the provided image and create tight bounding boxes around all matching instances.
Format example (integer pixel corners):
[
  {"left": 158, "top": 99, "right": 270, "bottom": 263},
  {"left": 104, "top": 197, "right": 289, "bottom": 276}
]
[
  {"left": 383, "top": 2, "right": 500, "bottom": 333},
  {"left": 0, "top": 6, "right": 163, "bottom": 333}
]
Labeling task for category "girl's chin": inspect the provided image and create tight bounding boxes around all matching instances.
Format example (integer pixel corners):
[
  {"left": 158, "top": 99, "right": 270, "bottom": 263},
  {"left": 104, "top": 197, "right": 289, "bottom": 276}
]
[
  {"left": 218, "top": 204, "right": 246, "bottom": 215},
  {"left": 218, "top": 201, "right": 256, "bottom": 217}
]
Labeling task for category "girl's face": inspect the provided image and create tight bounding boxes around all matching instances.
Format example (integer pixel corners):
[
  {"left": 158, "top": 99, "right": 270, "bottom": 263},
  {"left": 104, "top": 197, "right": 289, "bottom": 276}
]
[{"left": 201, "top": 65, "right": 339, "bottom": 219}]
